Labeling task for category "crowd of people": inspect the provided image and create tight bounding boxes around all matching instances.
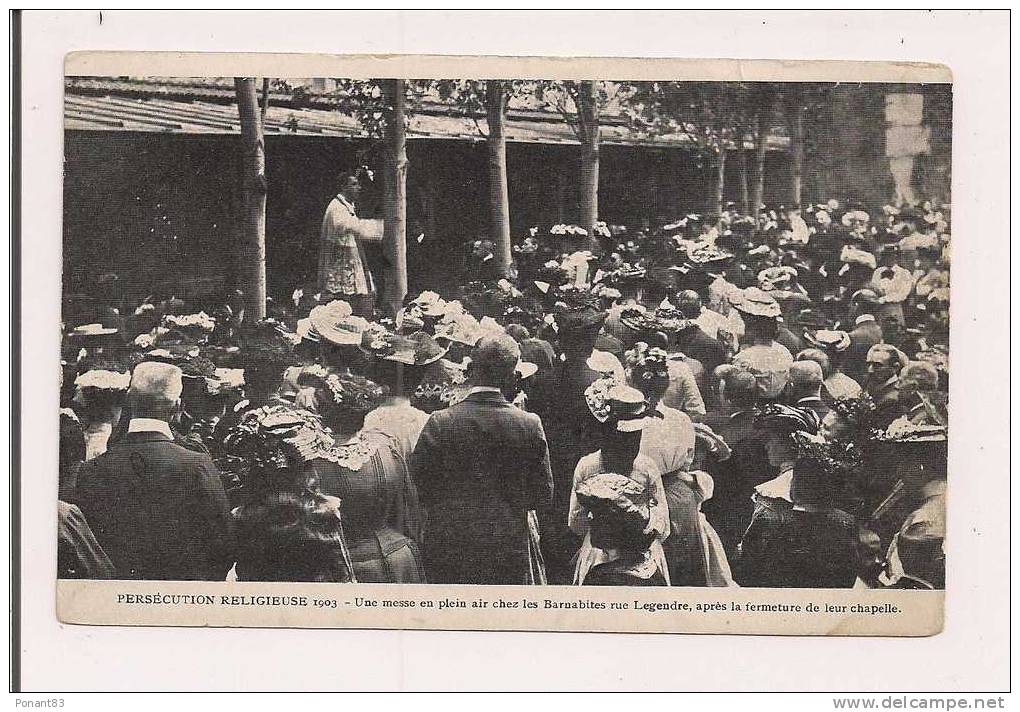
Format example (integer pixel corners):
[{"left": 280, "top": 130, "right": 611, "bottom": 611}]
[{"left": 58, "top": 192, "right": 950, "bottom": 590}]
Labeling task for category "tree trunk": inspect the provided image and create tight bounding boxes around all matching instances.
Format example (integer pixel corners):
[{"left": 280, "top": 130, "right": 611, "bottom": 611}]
[
  {"left": 576, "top": 80, "right": 600, "bottom": 238},
  {"left": 486, "top": 80, "right": 512, "bottom": 275},
  {"left": 233, "top": 77, "right": 267, "bottom": 320},
  {"left": 713, "top": 148, "right": 727, "bottom": 219},
  {"left": 737, "top": 130, "right": 750, "bottom": 215},
  {"left": 382, "top": 79, "right": 408, "bottom": 317},
  {"left": 788, "top": 98, "right": 805, "bottom": 208},
  {"left": 751, "top": 110, "right": 769, "bottom": 231}
]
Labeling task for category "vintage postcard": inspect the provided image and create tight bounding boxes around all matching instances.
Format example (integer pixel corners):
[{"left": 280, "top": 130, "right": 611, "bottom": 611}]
[{"left": 56, "top": 52, "right": 950, "bottom": 635}]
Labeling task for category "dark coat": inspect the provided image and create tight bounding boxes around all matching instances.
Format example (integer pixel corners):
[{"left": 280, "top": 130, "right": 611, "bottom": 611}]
[
  {"left": 700, "top": 407, "right": 774, "bottom": 556},
  {"left": 72, "top": 431, "right": 235, "bottom": 580},
  {"left": 411, "top": 391, "right": 554, "bottom": 584},
  {"left": 57, "top": 501, "right": 115, "bottom": 579},
  {"left": 776, "top": 324, "right": 806, "bottom": 356},
  {"left": 736, "top": 503, "right": 859, "bottom": 588},
  {"left": 795, "top": 396, "right": 832, "bottom": 426}
]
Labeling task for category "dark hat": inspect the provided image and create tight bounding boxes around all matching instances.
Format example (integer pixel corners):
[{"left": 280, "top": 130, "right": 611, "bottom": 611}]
[
  {"left": 618, "top": 305, "right": 662, "bottom": 335},
  {"left": 791, "top": 308, "right": 832, "bottom": 330},
  {"left": 897, "top": 206, "right": 924, "bottom": 222},
  {"left": 222, "top": 404, "right": 341, "bottom": 483},
  {"left": 556, "top": 307, "right": 607, "bottom": 338},
  {"left": 755, "top": 403, "right": 820, "bottom": 436}
]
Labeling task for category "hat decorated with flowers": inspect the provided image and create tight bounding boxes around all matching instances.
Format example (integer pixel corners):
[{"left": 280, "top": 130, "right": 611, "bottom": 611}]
[
  {"left": 361, "top": 327, "right": 449, "bottom": 366},
  {"left": 162, "top": 311, "right": 216, "bottom": 335},
  {"left": 575, "top": 472, "right": 650, "bottom": 520},
  {"left": 584, "top": 378, "right": 661, "bottom": 433},
  {"left": 757, "top": 265, "right": 798, "bottom": 291},
  {"left": 830, "top": 393, "right": 877, "bottom": 433},
  {"left": 754, "top": 402, "right": 820, "bottom": 436},
  {"left": 618, "top": 304, "right": 663, "bottom": 335},
  {"left": 433, "top": 309, "right": 483, "bottom": 346},
  {"left": 624, "top": 342, "right": 670, "bottom": 383},
  {"left": 221, "top": 404, "right": 343, "bottom": 485},
  {"left": 298, "top": 366, "right": 388, "bottom": 419}
]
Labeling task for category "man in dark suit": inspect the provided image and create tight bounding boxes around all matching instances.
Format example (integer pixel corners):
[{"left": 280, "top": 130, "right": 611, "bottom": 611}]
[
  {"left": 786, "top": 360, "right": 831, "bottom": 424},
  {"left": 72, "top": 362, "right": 234, "bottom": 580},
  {"left": 411, "top": 334, "right": 554, "bottom": 584},
  {"left": 865, "top": 343, "right": 909, "bottom": 429},
  {"left": 845, "top": 290, "right": 884, "bottom": 381}
]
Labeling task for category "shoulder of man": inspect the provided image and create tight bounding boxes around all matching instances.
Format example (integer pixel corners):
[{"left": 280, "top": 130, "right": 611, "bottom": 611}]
[{"left": 123, "top": 435, "right": 218, "bottom": 472}]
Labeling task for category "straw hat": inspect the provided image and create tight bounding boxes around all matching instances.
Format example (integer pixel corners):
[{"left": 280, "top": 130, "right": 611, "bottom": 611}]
[{"left": 730, "top": 287, "right": 782, "bottom": 319}]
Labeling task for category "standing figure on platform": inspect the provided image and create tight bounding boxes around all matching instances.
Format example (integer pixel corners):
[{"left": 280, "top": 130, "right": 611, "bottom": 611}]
[{"left": 318, "top": 167, "right": 385, "bottom": 318}]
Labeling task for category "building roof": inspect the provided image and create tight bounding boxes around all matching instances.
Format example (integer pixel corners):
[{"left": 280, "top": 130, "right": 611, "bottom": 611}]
[{"left": 64, "top": 77, "right": 790, "bottom": 150}]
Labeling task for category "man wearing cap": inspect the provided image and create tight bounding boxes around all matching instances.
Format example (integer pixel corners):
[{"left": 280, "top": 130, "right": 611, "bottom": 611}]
[
  {"left": 71, "top": 362, "right": 234, "bottom": 580},
  {"left": 317, "top": 168, "right": 384, "bottom": 318},
  {"left": 845, "top": 290, "right": 885, "bottom": 382},
  {"left": 870, "top": 245, "right": 916, "bottom": 327},
  {"left": 411, "top": 334, "right": 554, "bottom": 585}
]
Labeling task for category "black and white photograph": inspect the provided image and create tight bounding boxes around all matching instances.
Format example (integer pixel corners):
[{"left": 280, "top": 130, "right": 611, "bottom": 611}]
[{"left": 56, "top": 68, "right": 952, "bottom": 599}]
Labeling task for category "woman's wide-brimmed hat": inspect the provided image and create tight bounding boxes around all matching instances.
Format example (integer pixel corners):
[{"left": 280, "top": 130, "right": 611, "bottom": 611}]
[
  {"left": 433, "top": 309, "right": 484, "bottom": 346},
  {"left": 556, "top": 306, "right": 608, "bottom": 339},
  {"left": 221, "top": 404, "right": 343, "bottom": 479},
  {"left": 308, "top": 300, "right": 371, "bottom": 346},
  {"left": 730, "top": 287, "right": 782, "bottom": 319},
  {"left": 686, "top": 244, "right": 734, "bottom": 265},
  {"left": 755, "top": 402, "right": 820, "bottom": 436},
  {"left": 791, "top": 308, "right": 833, "bottom": 330},
  {"left": 875, "top": 415, "right": 947, "bottom": 443},
  {"left": 361, "top": 327, "right": 449, "bottom": 367},
  {"left": 757, "top": 265, "right": 798, "bottom": 291},
  {"left": 73, "top": 368, "right": 131, "bottom": 392},
  {"left": 805, "top": 329, "right": 852, "bottom": 352},
  {"left": 584, "top": 378, "right": 661, "bottom": 433},
  {"left": 618, "top": 305, "right": 664, "bottom": 335},
  {"left": 68, "top": 323, "right": 119, "bottom": 338},
  {"left": 130, "top": 345, "right": 218, "bottom": 379},
  {"left": 575, "top": 471, "right": 650, "bottom": 518}
]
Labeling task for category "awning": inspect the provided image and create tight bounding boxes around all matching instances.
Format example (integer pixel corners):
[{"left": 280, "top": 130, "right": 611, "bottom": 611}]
[{"left": 65, "top": 91, "right": 790, "bottom": 150}]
